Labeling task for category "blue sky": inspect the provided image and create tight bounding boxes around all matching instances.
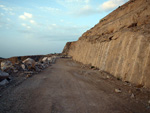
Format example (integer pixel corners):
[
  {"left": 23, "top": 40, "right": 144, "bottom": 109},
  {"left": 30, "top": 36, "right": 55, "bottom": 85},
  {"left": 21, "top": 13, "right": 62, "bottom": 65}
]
[{"left": 0, "top": 0, "right": 128, "bottom": 58}]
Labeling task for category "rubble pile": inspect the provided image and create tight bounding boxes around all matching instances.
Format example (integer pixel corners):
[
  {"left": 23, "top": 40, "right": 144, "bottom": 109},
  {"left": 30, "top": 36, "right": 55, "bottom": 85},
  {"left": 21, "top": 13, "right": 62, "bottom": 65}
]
[{"left": 0, "top": 55, "right": 60, "bottom": 86}]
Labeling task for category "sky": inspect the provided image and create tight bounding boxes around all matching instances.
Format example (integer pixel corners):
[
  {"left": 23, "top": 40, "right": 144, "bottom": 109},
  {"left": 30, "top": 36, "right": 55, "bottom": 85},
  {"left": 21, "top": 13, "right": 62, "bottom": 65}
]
[{"left": 0, "top": 0, "right": 128, "bottom": 58}]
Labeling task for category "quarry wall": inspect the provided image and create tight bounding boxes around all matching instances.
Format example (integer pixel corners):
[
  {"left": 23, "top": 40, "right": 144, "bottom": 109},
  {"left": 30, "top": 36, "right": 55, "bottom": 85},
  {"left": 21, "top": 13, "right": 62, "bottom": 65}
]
[{"left": 63, "top": 0, "right": 150, "bottom": 87}]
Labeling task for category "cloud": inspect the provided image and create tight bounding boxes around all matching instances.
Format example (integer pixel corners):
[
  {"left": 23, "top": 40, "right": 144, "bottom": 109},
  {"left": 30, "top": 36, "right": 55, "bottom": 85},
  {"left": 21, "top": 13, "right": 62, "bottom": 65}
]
[
  {"left": 60, "top": 0, "right": 90, "bottom": 4},
  {"left": 30, "top": 20, "right": 36, "bottom": 24},
  {"left": 21, "top": 23, "right": 31, "bottom": 29},
  {"left": 0, "top": 5, "right": 13, "bottom": 11},
  {"left": 0, "top": 5, "right": 5, "bottom": 8},
  {"left": 19, "top": 15, "right": 26, "bottom": 20},
  {"left": 24, "top": 12, "right": 32, "bottom": 18},
  {"left": 39, "top": 7, "right": 61, "bottom": 13},
  {"left": 101, "top": 0, "right": 129, "bottom": 11},
  {"left": 19, "top": 12, "right": 33, "bottom": 20},
  {"left": 74, "top": 5, "right": 99, "bottom": 16}
]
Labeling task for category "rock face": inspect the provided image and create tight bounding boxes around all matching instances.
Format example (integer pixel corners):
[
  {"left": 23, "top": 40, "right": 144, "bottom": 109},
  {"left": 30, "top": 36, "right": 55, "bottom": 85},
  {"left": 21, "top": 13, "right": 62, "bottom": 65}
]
[{"left": 63, "top": 0, "right": 150, "bottom": 87}]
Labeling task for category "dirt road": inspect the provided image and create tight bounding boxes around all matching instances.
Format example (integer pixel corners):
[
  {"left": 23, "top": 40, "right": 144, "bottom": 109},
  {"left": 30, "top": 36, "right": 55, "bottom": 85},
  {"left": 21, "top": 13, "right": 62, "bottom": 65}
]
[{"left": 0, "top": 58, "right": 149, "bottom": 113}]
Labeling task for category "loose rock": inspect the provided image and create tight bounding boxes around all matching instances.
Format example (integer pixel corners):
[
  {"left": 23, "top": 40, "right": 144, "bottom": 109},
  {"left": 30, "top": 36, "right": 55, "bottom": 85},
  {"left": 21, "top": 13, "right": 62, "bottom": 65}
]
[
  {"left": 1, "top": 60, "right": 13, "bottom": 72},
  {"left": 0, "top": 79, "right": 9, "bottom": 85},
  {"left": 0, "top": 70, "right": 9, "bottom": 81},
  {"left": 131, "top": 93, "right": 135, "bottom": 98},
  {"left": 26, "top": 74, "right": 32, "bottom": 78},
  {"left": 23, "top": 58, "right": 36, "bottom": 70},
  {"left": 148, "top": 100, "right": 150, "bottom": 104},
  {"left": 115, "top": 88, "right": 121, "bottom": 93}
]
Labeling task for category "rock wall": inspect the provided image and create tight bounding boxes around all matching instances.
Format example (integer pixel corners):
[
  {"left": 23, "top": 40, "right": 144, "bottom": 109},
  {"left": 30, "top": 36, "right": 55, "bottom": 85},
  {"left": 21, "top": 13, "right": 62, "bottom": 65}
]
[{"left": 63, "top": 0, "right": 150, "bottom": 87}]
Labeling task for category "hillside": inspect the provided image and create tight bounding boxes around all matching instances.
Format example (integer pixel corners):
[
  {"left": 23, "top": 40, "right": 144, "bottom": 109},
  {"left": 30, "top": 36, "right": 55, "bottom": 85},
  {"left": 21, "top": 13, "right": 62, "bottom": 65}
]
[{"left": 63, "top": 0, "right": 150, "bottom": 87}]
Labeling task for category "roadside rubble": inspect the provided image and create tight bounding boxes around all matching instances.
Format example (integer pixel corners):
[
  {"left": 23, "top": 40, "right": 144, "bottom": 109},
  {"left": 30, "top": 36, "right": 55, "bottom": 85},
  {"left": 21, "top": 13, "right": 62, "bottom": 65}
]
[
  {"left": 115, "top": 88, "right": 122, "bottom": 93},
  {"left": 0, "top": 70, "right": 10, "bottom": 86},
  {"left": 0, "top": 55, "right": 59, "bottom": 86}
]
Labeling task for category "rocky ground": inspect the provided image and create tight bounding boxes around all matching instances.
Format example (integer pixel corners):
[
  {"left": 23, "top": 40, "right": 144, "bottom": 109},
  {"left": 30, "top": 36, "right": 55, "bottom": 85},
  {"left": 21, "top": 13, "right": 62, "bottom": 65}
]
[{"left": 0, "top": 58, "right": 150, "bottom": 113}]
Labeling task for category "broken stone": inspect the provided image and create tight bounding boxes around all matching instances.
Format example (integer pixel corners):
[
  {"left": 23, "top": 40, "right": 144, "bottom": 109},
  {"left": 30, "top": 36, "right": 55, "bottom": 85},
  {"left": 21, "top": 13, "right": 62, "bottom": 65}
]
[
  {"left": 35, "top": 66, "right": 40, "bottom": 72},
  {"left": 23, "top": 58, "right": 36, "bottom": 70},
  {"left": 1, "top": 60, "right": 13, "bottom": 72},
  {"left": 0, "top": 79, "right": 9, "bottom": 86},
  {"left": 21, "top": 64, "right": 27, "bottom": 71},
  {"left": 0, "top": 70, "right": 9, "bottom": 81},
  {"left": 26, "top": 74, "right": 31, "bottom": 78},
  {"left": 106, "top": 75, "right": 110, "bottom": 79},
  {"left": 115, "top": 88, "right": 121, "bottom": 93},
  {"left": 42, "top": 57, "right": 49, "bottom": 64},
  {"left": 0, "top": 70, "right": 9, "bottom": 77},
  {"left": 48, "top": 56, "right": 57, "bottom": 64},
  {"left": 35, "top": 62, "right": 43, "bottom": 70},
  {"left": 131, "top": 93, "right": 135, "bottom": 98},
  {"left": 13, "top": 70, "right": 18, "bottom": 73},
  {"left": 24, "top": 71, "right": 34, "bottom": 74}
]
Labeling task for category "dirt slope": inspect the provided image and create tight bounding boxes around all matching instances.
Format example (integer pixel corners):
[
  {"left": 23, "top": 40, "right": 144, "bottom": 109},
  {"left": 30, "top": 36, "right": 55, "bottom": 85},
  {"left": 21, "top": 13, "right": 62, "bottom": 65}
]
[{"left": 0, "top": 58, "right": 149, "bottom": 113}]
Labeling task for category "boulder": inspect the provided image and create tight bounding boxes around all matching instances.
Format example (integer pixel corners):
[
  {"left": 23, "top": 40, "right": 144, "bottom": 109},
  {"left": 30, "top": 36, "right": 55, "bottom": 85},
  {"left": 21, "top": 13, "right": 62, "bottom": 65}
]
[
  {"left": 0, "top": 79, "right": 9, "bottom": 86},
  {"left": 35, "top": 66, "right": 41, "bottom": 72},
  {"left": 21, "top": 64, "right": 27, "bottom": 71},
  {"left": 1, "top": 60, "right": 13, "bottom": 72},
  {"left": 0, "top": 70, "right": 9, "bottom": 81},
  {"left": 35, "top": 62, "right": 43, "bottom": 70},
  {"left": 23, "top": 58, "right": 35, "bottom": 70},
  {"left": 48, "top": 56, "right": 57, "bottom": 64},
  {"left": 42, "top": 57, "right": 49, "bottom": 64}
]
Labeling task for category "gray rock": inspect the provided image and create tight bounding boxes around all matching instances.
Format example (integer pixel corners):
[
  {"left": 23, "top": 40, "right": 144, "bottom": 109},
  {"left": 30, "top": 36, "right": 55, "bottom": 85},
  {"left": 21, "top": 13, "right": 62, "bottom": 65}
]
[
  {"left": 0, "top": 70, "right": 9, "bottom": 76},
  {"left": 131, "top": 93, "right": 135, "bottom": 98},
  {"left": 0, "top": 79, "right": 9, "bottom": 85}
]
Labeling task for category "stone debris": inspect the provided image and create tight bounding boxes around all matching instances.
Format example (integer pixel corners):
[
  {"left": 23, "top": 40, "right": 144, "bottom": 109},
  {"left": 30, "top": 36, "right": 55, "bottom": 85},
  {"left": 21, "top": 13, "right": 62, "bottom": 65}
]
[
  {"left": 106, "top": 75, "right": 110, "bottom": 79},
  {"left": 26, "top": 74, "right": 32, "bottom": 78},
  {"left": 131, "top": 93, "right": 135, "bottom": 98},
  {"left": 148, "top": 100, "right": 150, "bottom": 104},
  {"left": 0, "top": 79, "right": 9, "bottom": 86},
  {"left": 0, "top": 70, "right": 9, "bottom": 81},
  {"left": 42, "top": 57, "right": 49, "bottom": 64},
  {"left": 21, "top": 64, "right": 27, "bottom": 71},
  {"left": 13, "top": 70, "right": 18, "bottom": 73},
  {"left": 23, "top": 58, "right": 36, "bottom": 70},
  {"left": 24, "top": 71, "right": 34, "bottom": 74},
  {"left": 0, "top": 70, "right": 9, "bottom": 77},
  {"left": 0, "top": 56, "right": 59, "bottom": 86},
  {"left": 1, "top": 60, "right": 13, "bottom": 72},
  {"left": 115, "top": 88, "right": 122, "bottom": 93}
]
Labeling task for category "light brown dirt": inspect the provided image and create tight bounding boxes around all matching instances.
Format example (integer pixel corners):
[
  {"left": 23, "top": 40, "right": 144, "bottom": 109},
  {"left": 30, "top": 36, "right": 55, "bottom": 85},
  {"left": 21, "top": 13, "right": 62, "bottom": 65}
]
[{"left": 0, "top": 58, "right": 150, "bottom": 113}]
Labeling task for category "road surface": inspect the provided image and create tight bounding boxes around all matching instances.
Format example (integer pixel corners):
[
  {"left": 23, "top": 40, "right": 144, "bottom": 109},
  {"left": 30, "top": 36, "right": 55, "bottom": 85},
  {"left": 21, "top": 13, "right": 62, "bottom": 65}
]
[{"left": 0, "top": 58, "right": 149, "bottom": 113}]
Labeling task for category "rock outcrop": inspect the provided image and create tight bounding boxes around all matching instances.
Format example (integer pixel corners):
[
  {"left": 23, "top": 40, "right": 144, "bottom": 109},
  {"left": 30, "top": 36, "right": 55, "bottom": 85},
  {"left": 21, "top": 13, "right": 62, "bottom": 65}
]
[{"left": 63, "top": 0, "right": 150, "bottom": 87}]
